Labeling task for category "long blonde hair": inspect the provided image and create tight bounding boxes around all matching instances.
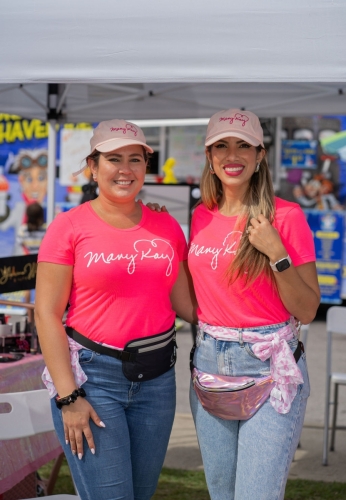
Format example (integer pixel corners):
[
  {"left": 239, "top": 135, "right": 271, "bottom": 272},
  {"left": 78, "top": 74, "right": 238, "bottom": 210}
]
[{"left": 200, "top": 147, "right": 275, "bottom": 285}]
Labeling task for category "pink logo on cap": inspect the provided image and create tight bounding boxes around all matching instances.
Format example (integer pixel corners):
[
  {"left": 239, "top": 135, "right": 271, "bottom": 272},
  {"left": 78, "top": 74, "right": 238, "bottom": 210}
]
[
  {"left": 110, "top": 124, "right": 138, "bottom": 136},
  {"left": 219, "top": 113, "right": 249, "bottom": 127}
]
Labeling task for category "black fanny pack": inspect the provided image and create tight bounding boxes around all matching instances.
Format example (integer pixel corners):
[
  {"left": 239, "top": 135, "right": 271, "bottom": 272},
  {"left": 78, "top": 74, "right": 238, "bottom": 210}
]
[{"left": 65, "top": 324, "right": 177, "bottom": 382}]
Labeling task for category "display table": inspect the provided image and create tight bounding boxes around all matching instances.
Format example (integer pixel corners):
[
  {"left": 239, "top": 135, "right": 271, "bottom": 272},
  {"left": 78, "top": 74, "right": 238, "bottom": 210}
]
[{"left": 0, "top": 354, "right": 62, "bottom": 496}]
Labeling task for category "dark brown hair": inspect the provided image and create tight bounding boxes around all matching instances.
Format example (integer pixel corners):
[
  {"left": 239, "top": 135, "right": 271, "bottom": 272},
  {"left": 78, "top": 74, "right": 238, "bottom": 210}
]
[{"left": 26, "top": 202, "right": 44, "bottom": 232}]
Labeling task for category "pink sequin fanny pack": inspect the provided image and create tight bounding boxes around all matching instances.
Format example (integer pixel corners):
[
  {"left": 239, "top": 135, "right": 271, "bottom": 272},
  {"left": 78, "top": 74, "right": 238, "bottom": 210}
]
[{"left": 191, "top": 341, "right": 303, "bottom": 420}]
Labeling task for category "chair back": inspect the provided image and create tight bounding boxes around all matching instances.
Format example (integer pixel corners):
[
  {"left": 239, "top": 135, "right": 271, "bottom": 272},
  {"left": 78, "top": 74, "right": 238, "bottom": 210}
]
[
  {"left": 0, "top": 389, "right": 54, "bottom": 440},
  {"left": 327, "top": 306, "right": 346, "bottom": 336}
]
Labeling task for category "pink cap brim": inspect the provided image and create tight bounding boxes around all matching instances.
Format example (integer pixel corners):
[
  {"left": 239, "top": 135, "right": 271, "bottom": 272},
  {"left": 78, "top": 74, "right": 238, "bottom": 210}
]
[
  {"left": 95, "top": 138, "right": 154, "bottom": 154},
  {"left": 205, "top": 131, "right": 264, "bottom": 148}
]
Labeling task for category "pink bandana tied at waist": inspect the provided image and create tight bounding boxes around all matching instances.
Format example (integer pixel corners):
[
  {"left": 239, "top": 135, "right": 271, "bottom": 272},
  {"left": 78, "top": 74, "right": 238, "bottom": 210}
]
[
  {"left": 198, "top": 320, "right": 304, "bottom": 414},
  {"left": 42, "top": 337, "right": 88, "bottom": 398}
]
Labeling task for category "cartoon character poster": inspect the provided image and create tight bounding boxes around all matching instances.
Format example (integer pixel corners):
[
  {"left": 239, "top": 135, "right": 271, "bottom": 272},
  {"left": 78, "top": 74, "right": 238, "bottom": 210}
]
[
  {"left": 0, "top": 115, "right": 94, "bottom": 258},
  {"left": 0, "top": 115, "right": 50, "bottom": 256}
]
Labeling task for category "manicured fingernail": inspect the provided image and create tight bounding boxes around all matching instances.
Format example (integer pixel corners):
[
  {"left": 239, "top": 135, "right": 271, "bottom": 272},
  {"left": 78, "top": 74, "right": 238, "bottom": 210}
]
[
  {"left": 65, "top": 440, "right": 69, "bottom": 445},
  {"left": 99, "top": 421, "right": 106, "bottom": 428},
  {"left": 91, "top": 448, "right": 95, "bottom": 455},
  {"left": 78, "top": 453, "right": 83, "bottom": 460},
  {"left": 72, "top": 450, "right": 76, "bottom": 456}
]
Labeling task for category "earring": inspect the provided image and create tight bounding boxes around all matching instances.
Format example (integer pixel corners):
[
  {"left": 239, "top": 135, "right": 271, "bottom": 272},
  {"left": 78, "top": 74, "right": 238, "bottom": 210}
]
[
  {"left": 255, "top": 163, "right": 260, "bottom": 173},
  {"left": 209, "top": 163, "right": 214, "bottom": 174},
  {"left": 93, "top": 176, "right": 97, "bottom": 181}
]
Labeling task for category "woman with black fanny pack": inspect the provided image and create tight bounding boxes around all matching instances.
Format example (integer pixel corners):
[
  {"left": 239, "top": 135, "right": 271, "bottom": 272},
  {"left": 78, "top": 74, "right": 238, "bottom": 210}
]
[
  {"left": 187, "top": 109, "right": 320, "bottom": 500},
  {"left": 35, "top": 119, "right": 197, "bottom": 500}
]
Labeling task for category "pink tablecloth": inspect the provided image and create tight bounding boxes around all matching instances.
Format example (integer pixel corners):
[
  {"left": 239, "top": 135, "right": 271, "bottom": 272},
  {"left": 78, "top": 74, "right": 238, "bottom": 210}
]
[{"left": 0, "top": 354, "right": 62, "bottom": 494}]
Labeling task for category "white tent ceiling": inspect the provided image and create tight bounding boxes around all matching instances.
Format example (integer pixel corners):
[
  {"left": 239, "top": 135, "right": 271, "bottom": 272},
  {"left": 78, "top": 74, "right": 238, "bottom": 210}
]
[{"left": 0, "top": 0, "right": 346, "bottom": 122}]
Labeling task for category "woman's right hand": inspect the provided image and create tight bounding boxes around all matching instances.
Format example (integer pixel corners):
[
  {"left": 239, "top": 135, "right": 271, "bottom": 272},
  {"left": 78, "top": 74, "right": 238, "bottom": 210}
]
[
  {"left": 137, "top": 198, "right": 168, "bottom": 212},
  {"left": 147, "top": 202, "right": 168, "bottom": 212},
  {"left": 62, "top": 397, "right": 105, "bottom": 459}
]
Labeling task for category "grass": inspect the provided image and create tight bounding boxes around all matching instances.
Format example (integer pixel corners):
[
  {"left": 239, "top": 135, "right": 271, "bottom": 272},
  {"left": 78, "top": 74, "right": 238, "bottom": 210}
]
[{"left": 39, "top": 458, "right": 346, "bottom": 499}]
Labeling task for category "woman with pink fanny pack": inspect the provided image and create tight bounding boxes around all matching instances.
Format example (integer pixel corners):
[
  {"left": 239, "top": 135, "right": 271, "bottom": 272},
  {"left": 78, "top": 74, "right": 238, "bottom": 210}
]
[{"left": 188, "top": 109, "right": 320, "bottom": 500}]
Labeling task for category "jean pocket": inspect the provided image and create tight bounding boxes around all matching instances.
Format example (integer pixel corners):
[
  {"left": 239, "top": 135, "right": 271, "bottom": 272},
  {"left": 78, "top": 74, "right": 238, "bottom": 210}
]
[
  {"left": 297, "top": 352, "right": 310, "bottom": 397},
  {"left": 78, "top": 348, "right": 94, "bottom": 364},
  {"left": 244, "top": 343, "right": 259, "bottom": 359}
]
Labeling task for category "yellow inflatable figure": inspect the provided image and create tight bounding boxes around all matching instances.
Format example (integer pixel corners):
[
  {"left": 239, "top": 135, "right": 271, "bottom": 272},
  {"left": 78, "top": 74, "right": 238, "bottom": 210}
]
[{"left": 162, "top": 157, "right": 178, "bottom": 184}]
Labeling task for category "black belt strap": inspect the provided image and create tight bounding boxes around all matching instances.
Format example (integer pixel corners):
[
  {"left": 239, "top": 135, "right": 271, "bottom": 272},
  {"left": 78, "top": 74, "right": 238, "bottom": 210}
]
[
  {"left": 65, "top": 327, "right": 136, "bottom": 362},
  {"left": 294, "top": 340, "right": 304, "bottom": 362}
]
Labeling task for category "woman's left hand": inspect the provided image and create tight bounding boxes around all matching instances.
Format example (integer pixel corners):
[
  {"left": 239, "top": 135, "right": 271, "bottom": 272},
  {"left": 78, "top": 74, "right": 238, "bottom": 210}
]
[{"left": 247, "top": 214, "right": 286, "bottom": 262}]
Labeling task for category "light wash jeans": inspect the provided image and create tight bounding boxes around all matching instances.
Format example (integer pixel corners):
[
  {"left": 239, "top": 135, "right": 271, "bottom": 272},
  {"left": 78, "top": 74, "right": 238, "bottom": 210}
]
[
  {"left": 190, "top": 321, "right": 310, "bottom": 500},
  {"left": 51, "top": 348, "right": 176, "bottom": 500}
]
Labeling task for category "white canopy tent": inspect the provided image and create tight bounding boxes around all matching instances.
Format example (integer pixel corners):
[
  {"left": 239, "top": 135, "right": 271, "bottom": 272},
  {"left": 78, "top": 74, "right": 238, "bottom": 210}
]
[{"left": 1, "top": 0, "right": 346, "bottom": 222}]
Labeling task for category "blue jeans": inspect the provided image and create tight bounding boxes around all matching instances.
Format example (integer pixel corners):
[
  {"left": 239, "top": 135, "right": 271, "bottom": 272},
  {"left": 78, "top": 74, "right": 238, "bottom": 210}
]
[
  {"left": 51, "top": 349, "right": 176, "bottom": 500},
  {"left": 190, "top": 322, "right": 310, "bottom": 500}
]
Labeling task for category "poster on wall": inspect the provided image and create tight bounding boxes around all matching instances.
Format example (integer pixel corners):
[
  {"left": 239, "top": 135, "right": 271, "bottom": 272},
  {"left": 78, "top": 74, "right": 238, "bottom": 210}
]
[
  {"left": 168, "top": 126, "right": 206, "bottom": 182},
  {"left": 280, "top": 116, "right": 346, "bottom": 210},
  {"left": 0, "top": 114, "right": 51, "bottom": 257},
  {"left": 305, "top": 210, "right": 344, "bottom": 304},
  {"left": 280, "top": 116, "right": 346, "bottom": 300},
  {"left": 281, "top": 140, "right": 317, "bottom": 169},
  {"left": 59, "top": 127, "right": 94, "bottom": 186},
  {"left": 0, "top": 115, "right": 94, "bottom": 258}
]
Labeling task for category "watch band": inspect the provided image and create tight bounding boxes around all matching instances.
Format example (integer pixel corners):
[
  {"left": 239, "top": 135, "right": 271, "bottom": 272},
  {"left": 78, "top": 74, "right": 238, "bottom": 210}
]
[{"left": 270, "top": 255, "right": 292, "bottom": 273}]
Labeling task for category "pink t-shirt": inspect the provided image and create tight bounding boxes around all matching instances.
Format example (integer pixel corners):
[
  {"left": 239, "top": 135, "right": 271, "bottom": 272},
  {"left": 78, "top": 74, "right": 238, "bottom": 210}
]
[
  {"left": 188, "top": 197, "right": 316, "bottom": 328},
  {"left": 38, "top": 202, "right": 188, "bottom": 348}
]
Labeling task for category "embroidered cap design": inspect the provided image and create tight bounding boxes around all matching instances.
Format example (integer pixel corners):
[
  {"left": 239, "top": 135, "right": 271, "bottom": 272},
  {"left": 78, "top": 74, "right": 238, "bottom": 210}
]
[
  {"left": 219, "top": 113, "right": 249, "bottom": 127},
  {"left": 110, "top": 124, "right": 138, "bottom": 136}
]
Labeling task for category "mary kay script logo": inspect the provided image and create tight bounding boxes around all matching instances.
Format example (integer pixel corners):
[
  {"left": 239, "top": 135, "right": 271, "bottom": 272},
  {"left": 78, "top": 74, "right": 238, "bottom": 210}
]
[
  {"left": 84, "top": 239, "right": 174, "bottom": 276},
  {"left": 110, "top": 124, "right": 138, "bottom": 136},
  {"left": 219, "top": 113, "right": 249, "bottom": 127},
  {"left": 189, "top": 231, "right": 242, "bottom": 270}
]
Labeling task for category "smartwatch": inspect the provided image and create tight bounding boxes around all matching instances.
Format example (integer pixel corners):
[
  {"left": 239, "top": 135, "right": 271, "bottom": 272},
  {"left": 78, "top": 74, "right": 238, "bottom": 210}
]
[{"left": 270, "top": 255, "right": 292, "bottom": 273}]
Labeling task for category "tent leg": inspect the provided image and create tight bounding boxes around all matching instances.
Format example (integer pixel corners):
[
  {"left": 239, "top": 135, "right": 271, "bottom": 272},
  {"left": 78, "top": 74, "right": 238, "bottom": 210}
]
[
  {"left": 47, "top": 119, "right": 57, "bottom": 225},
  {"left": 273, "top": 116, "right": 282, "bottom": 192}
]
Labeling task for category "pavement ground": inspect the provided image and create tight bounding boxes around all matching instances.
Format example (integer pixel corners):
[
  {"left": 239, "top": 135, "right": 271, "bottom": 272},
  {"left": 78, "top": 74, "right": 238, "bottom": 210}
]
[{"left": 163, "top": 320, "right": 346, "bottom": 483}]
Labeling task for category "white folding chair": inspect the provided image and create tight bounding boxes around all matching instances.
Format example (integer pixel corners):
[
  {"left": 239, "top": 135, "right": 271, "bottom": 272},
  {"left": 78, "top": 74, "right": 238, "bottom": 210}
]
[
  {"left": 0, "top": 389, "right": 80, "bottom": 499},
  {"left": 300, "top": 323, "right": 309, "bottom": 350},
  {"left": 322, "top": 306, "right": 346, "bottom": 466}
]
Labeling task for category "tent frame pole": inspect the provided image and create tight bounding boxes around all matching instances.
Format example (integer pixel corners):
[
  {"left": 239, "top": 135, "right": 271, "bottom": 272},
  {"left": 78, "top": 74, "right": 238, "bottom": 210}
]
[
  {"left": 47, "top": 119, "right": 57, "bottom": 226},
  {"left": 273, "top": 117, "right": 282, "bottom": 193}
]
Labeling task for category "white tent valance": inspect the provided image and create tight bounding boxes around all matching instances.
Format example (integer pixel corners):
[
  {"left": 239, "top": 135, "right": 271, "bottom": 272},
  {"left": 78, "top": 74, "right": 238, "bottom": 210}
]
[{"left": 0, "top": 83, "right": 345, "bottom": 123}]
